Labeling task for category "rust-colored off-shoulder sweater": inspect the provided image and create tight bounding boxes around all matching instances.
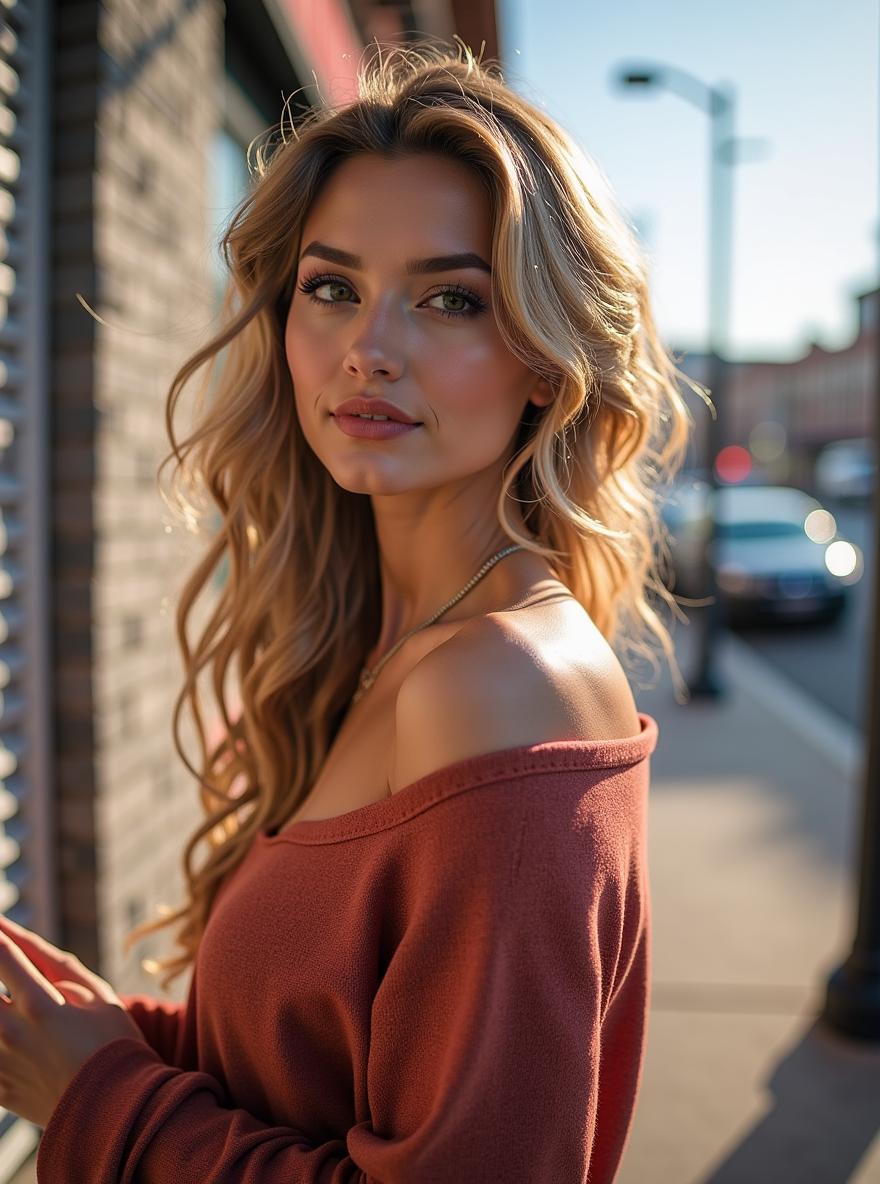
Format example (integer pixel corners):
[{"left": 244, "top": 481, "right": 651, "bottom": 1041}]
[{"left": 37, "top": 712, "right": 658, "bottom": 1184}]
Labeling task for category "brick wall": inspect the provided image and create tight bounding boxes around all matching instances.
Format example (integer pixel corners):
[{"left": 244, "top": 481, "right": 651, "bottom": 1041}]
[{"left": 52, "top": 0, "right": 224, "bottom": 1001}]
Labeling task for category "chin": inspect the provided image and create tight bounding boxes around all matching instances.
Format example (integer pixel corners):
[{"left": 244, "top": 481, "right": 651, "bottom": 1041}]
[{"left": 323, "top": 461, "right": 412, "bottom": 496}]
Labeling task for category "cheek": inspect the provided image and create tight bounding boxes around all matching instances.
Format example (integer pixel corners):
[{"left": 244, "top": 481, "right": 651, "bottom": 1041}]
[
  {"left": 424, "top": 339, "right": 531, "bottom": 424},
  {"left": 285, "top": 316, "right": 325, "bottom": 388},
  {"left": 284, "top": 321, "right": 333, "bottom": 457}
]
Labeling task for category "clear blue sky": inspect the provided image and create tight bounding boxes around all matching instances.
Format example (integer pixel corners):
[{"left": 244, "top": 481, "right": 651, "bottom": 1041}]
[{"left": 498, "top": 0, "right": 878, "bottom": 362}]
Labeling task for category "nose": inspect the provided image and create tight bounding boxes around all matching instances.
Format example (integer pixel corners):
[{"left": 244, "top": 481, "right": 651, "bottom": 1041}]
[{"left": 342, "top": 307, "right": 404, "bottom": 382}]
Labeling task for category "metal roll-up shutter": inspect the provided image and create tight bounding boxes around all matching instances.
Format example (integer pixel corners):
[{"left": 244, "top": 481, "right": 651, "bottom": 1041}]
[{"left": 0, "top": 0, "right": 53, "bottom": 1177}]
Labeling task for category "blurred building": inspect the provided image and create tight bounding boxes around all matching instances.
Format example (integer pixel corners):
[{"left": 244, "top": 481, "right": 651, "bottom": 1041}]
[
  {"left": 0, "top": 1, "right": 497, "bottom": 1178},
  {"left": 674, "top": 283, "right": 879, "bottom": 489}
]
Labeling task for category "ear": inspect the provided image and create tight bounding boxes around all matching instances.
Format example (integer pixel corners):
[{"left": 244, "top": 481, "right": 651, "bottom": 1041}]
[{"left": 527, "top": 376, "right": 555, "bottom": 409}]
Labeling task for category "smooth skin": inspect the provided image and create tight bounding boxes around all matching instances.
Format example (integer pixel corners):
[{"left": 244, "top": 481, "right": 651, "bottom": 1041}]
[
  {"left": 0, "top": 913, "right": 146, "bottom": 1128},
  {"left": 285, "top": 150, "right": 559, "bottom": 663},
  {"left": 283, "top": 150, "right": 639, "bottom": 811}
]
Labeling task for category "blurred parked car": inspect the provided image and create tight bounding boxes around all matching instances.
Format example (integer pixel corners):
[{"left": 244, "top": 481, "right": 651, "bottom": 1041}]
[
  {"left": 814, "top": 437, "right": 875, "bottom": 502},
  {"left": 661, "top": 480, "right": 857, "bottom": 625}
]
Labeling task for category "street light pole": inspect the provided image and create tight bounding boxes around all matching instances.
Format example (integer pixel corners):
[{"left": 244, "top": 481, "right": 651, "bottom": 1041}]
[
  {"left": 614, "top": 66, "right": 743, "bottom": 698},
  {"left": 691, "top": 82, "right": 736, "bottom": 697},
  {"left": 820, "top": 145, "right": 880, "bottom": 1040},
  {"left": 821, "top": 430, "right": 880, "bottom": 1037}
]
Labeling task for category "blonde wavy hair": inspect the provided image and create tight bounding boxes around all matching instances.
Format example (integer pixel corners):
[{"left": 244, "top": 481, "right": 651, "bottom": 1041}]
[{"left": 124, "top": 38, "right": 708, "bottom": 990}]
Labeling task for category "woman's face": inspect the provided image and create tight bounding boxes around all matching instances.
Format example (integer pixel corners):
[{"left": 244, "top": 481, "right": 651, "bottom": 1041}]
[{"left": 284, "top": 151, "right": 551, "bottom": 496}]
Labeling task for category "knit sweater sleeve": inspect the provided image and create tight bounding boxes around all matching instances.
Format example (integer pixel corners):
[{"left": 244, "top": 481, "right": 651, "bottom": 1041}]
[
  {"left": 117, "top": 993, "right": 186, "bottom": 1066},
  {"left": 36, "top": 768, "right": 648, "bottom": 1183}
]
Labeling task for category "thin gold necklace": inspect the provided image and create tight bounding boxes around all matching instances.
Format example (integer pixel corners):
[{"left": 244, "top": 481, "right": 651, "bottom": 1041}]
[{"left": 352, "top": 543, "right": 526, "bottom": 704}]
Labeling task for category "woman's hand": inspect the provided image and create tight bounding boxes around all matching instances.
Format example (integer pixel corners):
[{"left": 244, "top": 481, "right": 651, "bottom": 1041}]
[{"left": 0, "top": 913, "right": 147, "bottom": 1128}]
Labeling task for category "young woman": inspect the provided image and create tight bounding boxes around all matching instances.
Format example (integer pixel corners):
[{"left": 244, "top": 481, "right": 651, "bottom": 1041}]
[{"left": 12, "top": 40, "right": 705, "bottom": 1184}]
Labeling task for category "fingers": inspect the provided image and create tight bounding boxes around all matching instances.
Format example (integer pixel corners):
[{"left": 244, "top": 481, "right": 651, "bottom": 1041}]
[
  {"left": 0, "top": 916, "right": 95, "bottom": 990},
  {"left": 53, "top": 980, "right": 95, "bottom": 1005},
  {"left": 0, "top": 915, "right": 72, "bottom": 976},
  {"left": 0, "top": 933, "right": 65, "bottom": 1008},
  {"left": 0, "top": 917, "right": 115, "bottom": 1006},
  {"left": 0, "top": 914, "right": 63, "bottom": 952}
]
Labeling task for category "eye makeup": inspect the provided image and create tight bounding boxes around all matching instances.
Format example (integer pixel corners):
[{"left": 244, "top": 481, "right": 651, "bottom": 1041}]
[{"left": 296, "top": 272, "right": 490, "bottom": 320}]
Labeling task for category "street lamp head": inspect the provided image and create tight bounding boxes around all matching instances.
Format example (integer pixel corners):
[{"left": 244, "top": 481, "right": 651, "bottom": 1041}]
[{"left": 618, "top": 69, "right": 657, "bottom": 88}]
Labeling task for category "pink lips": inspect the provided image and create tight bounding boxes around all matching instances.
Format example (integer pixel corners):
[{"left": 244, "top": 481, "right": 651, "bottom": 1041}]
[
  {"left": 333, "top": 396, "right": 420, "bottom": 424},
  {"left": 333, "top": 414, "right": 421, "bottom": 440}
]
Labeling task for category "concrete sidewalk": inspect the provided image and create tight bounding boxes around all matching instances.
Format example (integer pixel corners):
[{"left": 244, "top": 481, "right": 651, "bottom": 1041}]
[{"left": 618, "top": 622, "right": 880, "bottom": 1184}]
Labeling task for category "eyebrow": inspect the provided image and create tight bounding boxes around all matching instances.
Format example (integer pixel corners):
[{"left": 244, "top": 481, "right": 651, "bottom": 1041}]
[{"left": 298, "top": 240, "right": 492, "bottom": 275}]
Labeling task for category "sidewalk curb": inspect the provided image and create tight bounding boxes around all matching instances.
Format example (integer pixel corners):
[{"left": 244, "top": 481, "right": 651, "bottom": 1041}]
[{"left": 717, "top": 631, "right": 863, "bottom": 782}]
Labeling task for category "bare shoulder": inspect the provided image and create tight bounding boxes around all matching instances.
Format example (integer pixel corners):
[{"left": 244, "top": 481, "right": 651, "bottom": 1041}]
[{"left": 388, "top": 610, "right": 641, "bottom": 795}]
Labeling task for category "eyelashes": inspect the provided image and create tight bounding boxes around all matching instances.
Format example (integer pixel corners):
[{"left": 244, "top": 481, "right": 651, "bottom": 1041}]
[{"left": 296, "top": 272, "right": 489, "bottom": 320}]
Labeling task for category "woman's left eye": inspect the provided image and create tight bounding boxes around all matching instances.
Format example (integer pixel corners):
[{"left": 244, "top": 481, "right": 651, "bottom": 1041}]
[{"left": 296, "top": 274, "right": 488, "bottom": 319}]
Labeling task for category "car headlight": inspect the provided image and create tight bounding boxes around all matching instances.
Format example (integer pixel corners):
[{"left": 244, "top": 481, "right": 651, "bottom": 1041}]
[
  {"left": 824, "top": 539, "right": 859, "bottom": 580},
  {"left": 716, "top": 567, "right": 760, "bottom": 593}
]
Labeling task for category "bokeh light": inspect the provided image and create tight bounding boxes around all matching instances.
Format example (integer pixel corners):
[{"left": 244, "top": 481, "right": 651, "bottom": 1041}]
[
  {"left": 825, "top": 540, "right": 862, "bottom": 583},
  {"left": 715, "top": 445, "right": 752, "bottom": 484},
  {"left": 749, "top": 420, "right": 788, "bottom": 463},
  {"left": 804, "top": 509, "right": 836, "bottom": 544}
]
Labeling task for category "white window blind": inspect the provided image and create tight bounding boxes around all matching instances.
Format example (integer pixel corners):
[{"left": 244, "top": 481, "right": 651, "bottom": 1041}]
[{"left": 0, "top": 0, "right": 53, "bottom": 1176}]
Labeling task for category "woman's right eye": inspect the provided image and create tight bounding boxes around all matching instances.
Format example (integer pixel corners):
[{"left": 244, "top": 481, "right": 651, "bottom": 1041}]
[{"left": 296, "top": 274, "right": 355, "bottom": 306}]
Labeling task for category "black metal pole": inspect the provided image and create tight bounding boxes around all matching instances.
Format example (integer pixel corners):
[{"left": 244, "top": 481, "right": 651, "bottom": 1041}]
[
  {"left": 821, "top": 401, "right": 880, "bottom": 1037},
  {"left": 688, "top": 85, "right": 735, "bottom": 699},
  {"left": 820, "top": 119, "right": 880, "bottom": 1038},
  {"left": 687, "top": 351, "right": 727, "bottom": 697}
]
